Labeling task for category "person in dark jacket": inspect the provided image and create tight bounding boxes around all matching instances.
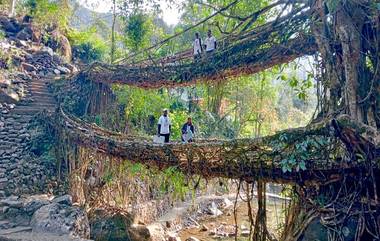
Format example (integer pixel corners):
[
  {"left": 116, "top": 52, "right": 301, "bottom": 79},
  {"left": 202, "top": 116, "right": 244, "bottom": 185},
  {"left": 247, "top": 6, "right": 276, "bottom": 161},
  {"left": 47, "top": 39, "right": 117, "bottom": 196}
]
[{"left": 182, "top": 117, "right": 195, "bottom": 143}]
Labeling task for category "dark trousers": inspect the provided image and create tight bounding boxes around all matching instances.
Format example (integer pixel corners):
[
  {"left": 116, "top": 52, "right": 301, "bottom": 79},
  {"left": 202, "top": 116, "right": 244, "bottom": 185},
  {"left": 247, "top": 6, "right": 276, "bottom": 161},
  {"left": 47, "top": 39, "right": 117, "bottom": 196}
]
[
  {"left": 160, "top": 134, "right": 170, "bottom": 143},
  {"left": 181, "top": 137, "right": 193, "bottom": 143},
  {"left": 194, "top": 54, "right": 201, "bottom": 61},
  {"left": 206, "top": 50, "right": 215, "bottom": 56}
]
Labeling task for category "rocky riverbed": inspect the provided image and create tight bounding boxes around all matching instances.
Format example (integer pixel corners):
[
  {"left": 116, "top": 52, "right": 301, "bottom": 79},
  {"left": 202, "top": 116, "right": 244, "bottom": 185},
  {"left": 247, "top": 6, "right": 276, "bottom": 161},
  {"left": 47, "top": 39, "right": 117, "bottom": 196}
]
[{"left": 146, "top": 189, "right": 289, "bottom": 241}]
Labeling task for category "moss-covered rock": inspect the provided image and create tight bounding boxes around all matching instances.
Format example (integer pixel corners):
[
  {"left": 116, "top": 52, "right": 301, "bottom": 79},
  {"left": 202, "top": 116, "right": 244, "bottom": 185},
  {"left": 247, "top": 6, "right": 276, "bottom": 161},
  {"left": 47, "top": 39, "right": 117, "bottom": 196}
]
[{"left": 89, "top": 209, "right": 134, "bottom": 241}]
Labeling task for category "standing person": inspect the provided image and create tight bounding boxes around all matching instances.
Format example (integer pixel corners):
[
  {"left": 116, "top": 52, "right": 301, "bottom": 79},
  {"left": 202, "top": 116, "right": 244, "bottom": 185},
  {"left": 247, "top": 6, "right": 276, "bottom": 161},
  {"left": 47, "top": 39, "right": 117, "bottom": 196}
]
[
  {"left": 157, "top": 109, "right": 171, "bottom": 143},
  {"left": 193, "top": 32, "right": 203, "bottom": 60},
  {"left": 205, "top": 29, "right": 217, "bottom": 55},
  {"left": 182, "top": 117, "right": 195, "bottom": 143}
]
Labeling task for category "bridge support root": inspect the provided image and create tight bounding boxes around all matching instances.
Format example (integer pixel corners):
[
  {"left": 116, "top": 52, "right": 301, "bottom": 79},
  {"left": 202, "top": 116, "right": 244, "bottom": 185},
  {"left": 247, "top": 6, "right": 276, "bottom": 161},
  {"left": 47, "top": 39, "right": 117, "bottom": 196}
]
[{"left": 282, "top": 172, "right": 380, "bottom": 241}]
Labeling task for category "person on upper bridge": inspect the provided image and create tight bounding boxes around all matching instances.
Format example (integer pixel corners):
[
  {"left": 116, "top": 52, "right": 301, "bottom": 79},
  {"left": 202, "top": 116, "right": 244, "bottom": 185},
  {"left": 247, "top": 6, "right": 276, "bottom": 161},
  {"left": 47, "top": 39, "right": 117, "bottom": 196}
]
[
  {"left": 157, "top": 109, "right": 171, "bottom": 143},
  {"left": 193, "top": 32, "right": 203, "bottom": 60},
  {"left": 205, "top": 30, "right": 217, "bottom": 55},
  {"left": 182, "top": 117, "right": 195, "bottom": 143}
]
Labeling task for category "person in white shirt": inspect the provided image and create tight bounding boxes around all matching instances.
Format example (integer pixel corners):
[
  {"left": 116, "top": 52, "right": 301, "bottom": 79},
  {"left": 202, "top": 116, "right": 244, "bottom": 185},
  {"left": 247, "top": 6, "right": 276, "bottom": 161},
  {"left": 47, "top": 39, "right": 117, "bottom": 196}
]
[
  {"left": 193, "top": 32, "right": 203, "bottom": 60},
  {"left": 157, "top": 109, "right": 171, "bottom": 143},
  {"left": 204, "top": 29, "right": 217, "bottom": 55}
]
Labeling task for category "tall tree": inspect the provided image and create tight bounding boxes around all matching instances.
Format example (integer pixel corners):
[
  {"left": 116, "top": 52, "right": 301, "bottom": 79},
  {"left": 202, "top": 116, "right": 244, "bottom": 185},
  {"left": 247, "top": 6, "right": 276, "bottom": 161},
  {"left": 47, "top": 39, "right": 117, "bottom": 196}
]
[
  {"left": 110, "top": 0, "right": 117, "bottom": 63},
  {"left": 312, "top": 0, "right": 379, "bottom": 127},
  {"left": 9, "top": 0, "right": 16, "bottom": 16}
]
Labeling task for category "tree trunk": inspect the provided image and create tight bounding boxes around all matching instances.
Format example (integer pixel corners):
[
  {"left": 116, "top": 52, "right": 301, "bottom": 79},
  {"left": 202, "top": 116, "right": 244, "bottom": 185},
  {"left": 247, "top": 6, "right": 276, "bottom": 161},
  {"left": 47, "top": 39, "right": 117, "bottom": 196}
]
[
  {"left": 311, "top": 1, "right": 342, "bottom": 115},
  {"left": 9, "top": 0, "right": 16, "bottom": 17},
  {"left": 335, "top": 2, "right": 365, "bottom": 122},
  {"left": 110, "top": 0, "right": 117, "bottom": 64}
]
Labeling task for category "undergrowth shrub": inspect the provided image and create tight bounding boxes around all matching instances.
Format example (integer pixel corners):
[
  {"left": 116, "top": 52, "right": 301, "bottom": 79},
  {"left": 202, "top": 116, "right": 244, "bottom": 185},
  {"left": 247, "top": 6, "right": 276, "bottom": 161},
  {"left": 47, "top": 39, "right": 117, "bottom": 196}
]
[
  {"left": 68, "top": 28, "right": 108, "bottom": 63},
  {"left": 0, "top": 29, "right": 5, "bottom": 40}
]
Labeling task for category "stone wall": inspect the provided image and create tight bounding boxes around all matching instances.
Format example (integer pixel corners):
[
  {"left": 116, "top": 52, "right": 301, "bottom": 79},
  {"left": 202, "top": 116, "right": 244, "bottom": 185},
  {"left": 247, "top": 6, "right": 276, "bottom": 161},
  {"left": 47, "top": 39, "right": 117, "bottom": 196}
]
[{"left": 0, "top": 104, "right": 56, "bottom": 197}]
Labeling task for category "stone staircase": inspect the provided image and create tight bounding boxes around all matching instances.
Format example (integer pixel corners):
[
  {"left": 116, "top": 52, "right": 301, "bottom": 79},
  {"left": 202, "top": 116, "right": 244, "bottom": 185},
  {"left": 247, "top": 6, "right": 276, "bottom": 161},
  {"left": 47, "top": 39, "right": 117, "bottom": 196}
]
[
  {"left": 0, "top": 76, "right": 57, "bottom": 234},
  {"left": 14, "top": 77, "right": 56, "bottom": 115}
]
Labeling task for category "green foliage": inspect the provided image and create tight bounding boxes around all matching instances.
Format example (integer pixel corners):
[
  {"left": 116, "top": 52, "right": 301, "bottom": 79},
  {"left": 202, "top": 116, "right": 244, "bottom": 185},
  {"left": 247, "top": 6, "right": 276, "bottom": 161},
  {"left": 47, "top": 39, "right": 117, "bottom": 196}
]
[
  {"left": 160, "top": 167, "right": 190, "bottom": 200},
  {"left": 23, "top": 0, "right": 71, "bottom": 30},
  {"left": 102, "top": 160, "right": 197, "bottom": 202},
  {"left": 195, "top": 111, "right": 237, "bottom": 139},
  {"left": 325, "top": 0, "right": 340, "bottom": 13},
  {"left": 169, "top": 110, "right": 189, "bottom": 139},
  {"left": 124, "top": 12, "right": 152, "bottom": 52},
  {"left": 114, "top": 85, "right": 172, "bottom": 135},
  {"left": 102, "top": 170, "right": 114, "bottom": 185},
  {"left": 223, "top": 73, "right": 279, "bottom": 137},
  {"left": 279, "top": 67, "right": 314, "bottom": 101},
  {"left": 68, "top": 28, "right": 108, "bottom": 63},
  {"left": 273, "top": 134, "right": 330, "bottom": 173},
  {"left": 181, "top": 0, "right": 270, "bottom": 36},
  {"left": 73, "top": 42, "right": 104, "bottom": 63},
  {"left": 0, "top": 49, "right": 12, "bottom": 69},
  {"left": 0, "top": 29, "right": 5, "bottom": 40},
  {"left": 315, "top": 194, "right": 328, "bottom": 207},
  {"left": 113, "top": 63, "right": 316, "bottom": 140}
]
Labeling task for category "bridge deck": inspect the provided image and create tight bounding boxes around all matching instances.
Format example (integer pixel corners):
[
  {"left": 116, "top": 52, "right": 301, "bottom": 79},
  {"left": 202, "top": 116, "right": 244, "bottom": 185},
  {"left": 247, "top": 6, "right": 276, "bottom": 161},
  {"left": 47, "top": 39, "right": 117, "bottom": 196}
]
[
  {"left": 78, "top": 9, "right": 316, "bottom": 88},
  {"left": 82, "top": 36, "right": 316, "bottom": 88},
  {"left": 58, "top": 109, "right": 375, "bottom": 184}
]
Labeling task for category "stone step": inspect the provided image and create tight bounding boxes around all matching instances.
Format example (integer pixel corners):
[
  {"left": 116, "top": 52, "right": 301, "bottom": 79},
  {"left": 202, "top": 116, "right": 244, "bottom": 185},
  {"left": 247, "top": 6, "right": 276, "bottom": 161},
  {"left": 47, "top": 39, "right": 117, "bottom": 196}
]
[
  {"left": 29, "top": 91, "right": 51, "bottom": 96},
  {"left": 19, "top": 99, "right": 56, "bottom": 106},
  {"left": 29, "top": 93, "right": 53, "bottom": 98},
  {"left": 29, "top": 90, "right": 50, "bottom": 94},
  {"left": 33, "top": 78, "right": 53, "bottom": 82},
  {"left": 28, "top": 98, "right": 54, "bottom": 103},
  {"left": 0, "top": 226, "right": 32, "bottom": 235},
  {"left": 29, "top": 86, "right": 51, "bottom": 90},
  {"left": 36, "top": 77, "right": 55, "bottom": 82},
  {"left": 29, "top": 91, "right": 54, "bottom": 97},
  {"left": 0, "top": 230, "right": 93, "bottom": 241},
  {"left": 26, "top": 100, "right": 56, "bottom": 105},
  {"left": 29, "top": 87, "right": 50, "bottom": 92},
  {"left": 18, "top": 99, "right": 56, "bottom": 105},
  {"left": 30, "top": 83, "right": 51, "bottom": 88},
  {"left": 33, "top": 78, "right": 51, "bottom": 82},
  {"left": 2, "top": 115, "right": 34, "bottom": 122},
  {"left": 31, "top": 87, "right": 52, "bottom": 91},
  {"left": 0, "top": 220, "right": 10, "bottom": 229},
  {"left": 29, "top": 81, "right": 49, "bottom": 87},
  {"left": 11, "top": 108, "right": 55, "bottom": 115},
  {"left": 22, "top": 94, "right": 55, "bottom": 100},
  {"left": 15, "top": 103, "right": 57, "bottom": 110},
  {"left": 21, "top": 100, "right": 56, "bottom": 106},
  {"left": 29, "top": 80, "right": 49, "bottom": 84}
]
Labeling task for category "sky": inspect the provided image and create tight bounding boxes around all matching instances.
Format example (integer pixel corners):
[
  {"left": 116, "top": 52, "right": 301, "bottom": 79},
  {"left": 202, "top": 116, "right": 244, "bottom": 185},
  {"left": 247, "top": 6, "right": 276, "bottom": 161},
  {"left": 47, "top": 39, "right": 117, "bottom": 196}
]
[{"left": 78, "top": 0, "right": 183, "bottom": 26}]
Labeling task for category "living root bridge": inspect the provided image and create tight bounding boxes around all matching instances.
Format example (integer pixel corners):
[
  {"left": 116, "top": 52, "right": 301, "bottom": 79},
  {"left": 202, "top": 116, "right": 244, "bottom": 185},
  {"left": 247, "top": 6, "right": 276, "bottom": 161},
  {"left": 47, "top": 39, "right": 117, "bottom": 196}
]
[
  {"left": 58, "top": 108, "right": 379, "bottom": 184},
  {"left": 79, "top": 36, "right": 316, "bottom": 88}
]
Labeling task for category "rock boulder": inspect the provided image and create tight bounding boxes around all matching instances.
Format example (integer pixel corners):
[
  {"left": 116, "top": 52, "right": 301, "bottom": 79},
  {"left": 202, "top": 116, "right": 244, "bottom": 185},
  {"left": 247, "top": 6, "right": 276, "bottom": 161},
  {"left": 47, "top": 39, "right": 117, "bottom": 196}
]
[
  {"left": 16, "top": 26, "right": 33, "bottom": 41},
  {"left": 89, "top": 209, "right": 133, "bottom": 241},
  {"left": 30, "top": 203, "right": 90, "bottom": 238},
  {"left": 128, "top": 224, "right": 151, "bottom": 241},
  {"left": 21, "top": 63, "right": 37, "bottom": 72},
  {"left": 52, "top": 194, "right": 72, "bottom": 206},
  {"left": 0, "top": 16, "right": 20, "bottom": 33}
]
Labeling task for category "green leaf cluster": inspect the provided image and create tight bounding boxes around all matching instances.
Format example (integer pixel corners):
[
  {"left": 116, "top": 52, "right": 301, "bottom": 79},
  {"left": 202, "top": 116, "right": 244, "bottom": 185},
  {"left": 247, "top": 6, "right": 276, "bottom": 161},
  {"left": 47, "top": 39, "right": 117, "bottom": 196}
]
[
  {"left": 68, "top": 28, "right": 109, "bottom": 63},
  {"left": 23, "top": 0, "right": 71, "bottom": 30},
  {"left": 123, "top": 12, "right": 153, "bottom": 52},
  {"left": 274, "top": 134, "right": 331, "bottom": 173},
  {"left": 279, "top": 68, "right": 314, "bottom": 101}
]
